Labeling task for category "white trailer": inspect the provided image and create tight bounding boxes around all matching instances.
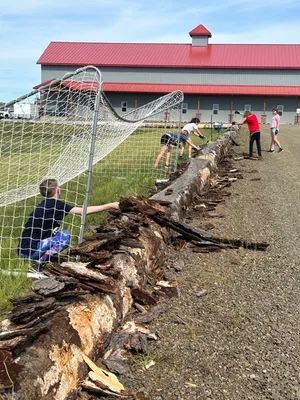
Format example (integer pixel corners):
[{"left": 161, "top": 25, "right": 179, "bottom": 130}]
[
  {"left": 13, "top": 103, "right": 39, "bottom": 119},
  {"left": 0, "top": 109, "right": 13, "bottom": 119}
]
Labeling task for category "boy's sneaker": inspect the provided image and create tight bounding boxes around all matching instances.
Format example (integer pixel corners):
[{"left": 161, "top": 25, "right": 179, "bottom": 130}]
[
  {"left": 267, "top": 149, "right": 274, "bottom": 152},
  {"left": 27, "top": 270, "right": 47, "bottom": 280},
  {"left": 28, "top": 262, "right": 47, "bottom": 279},
  {"left": 278, "top": 148, "right": 283, "bottom": 152}
]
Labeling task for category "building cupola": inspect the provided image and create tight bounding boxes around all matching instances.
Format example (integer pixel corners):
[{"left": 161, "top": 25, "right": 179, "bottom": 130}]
[{"left": 189, "top": 24, "right": 212, "bottom": 46}]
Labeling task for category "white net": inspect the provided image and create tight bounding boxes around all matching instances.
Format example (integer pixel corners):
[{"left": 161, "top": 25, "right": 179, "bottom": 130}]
[
  {"left": 1, "top": 66, "right": 184, "bottom": 206},
  {"left": 94, "top": 111, "right": 185, "bottom": 178},
  {"left": 0, "top": 66, "right": 184, "bottom": 271}
]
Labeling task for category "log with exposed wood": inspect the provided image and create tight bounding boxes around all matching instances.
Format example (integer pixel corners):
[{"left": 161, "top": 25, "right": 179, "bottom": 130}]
[
  {"left": 0, "top": 197, "right": 171, "bottom": 399},
  {"left": 0, "top": 184, "right": 268, "bottom": 399}
]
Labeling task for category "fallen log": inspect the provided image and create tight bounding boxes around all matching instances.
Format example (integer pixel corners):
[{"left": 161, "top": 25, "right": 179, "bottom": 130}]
[{"left": 0, "top": 204, "right": 169, "bottom": 400}]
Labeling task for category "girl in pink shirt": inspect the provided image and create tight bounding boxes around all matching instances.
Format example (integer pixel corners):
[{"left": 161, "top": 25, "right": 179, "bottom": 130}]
[{"left": 269, "top": 108, "right": 283, "bottom": 152}]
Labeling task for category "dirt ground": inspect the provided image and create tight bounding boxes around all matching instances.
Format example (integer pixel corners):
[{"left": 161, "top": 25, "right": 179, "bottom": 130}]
[{"left": 117, "top": 124, "right": 300, "bottom": 400}]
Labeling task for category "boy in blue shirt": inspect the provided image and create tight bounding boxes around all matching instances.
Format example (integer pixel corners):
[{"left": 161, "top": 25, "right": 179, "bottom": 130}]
[{"left": 18, "top": 178, "right": 119, "bottom": 263}]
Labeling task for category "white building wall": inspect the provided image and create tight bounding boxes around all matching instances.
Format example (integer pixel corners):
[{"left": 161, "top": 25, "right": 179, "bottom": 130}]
[
  {"left": 39, "top": 65, "right": 300, "bottom": 124},
  {"left": 41, "top": 65, "right": 300, "bottom": 87}
]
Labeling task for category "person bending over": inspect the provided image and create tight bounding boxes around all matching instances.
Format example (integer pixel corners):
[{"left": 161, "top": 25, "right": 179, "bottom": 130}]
[
  {"left": 179, "top": 118, "right": 205, "bottom": 158},
  {"left": 17, "top": 178, "right": 119, "bottom": 263},
  {"left": 154, "top": 130, "right": 201, "bottom": 168}
]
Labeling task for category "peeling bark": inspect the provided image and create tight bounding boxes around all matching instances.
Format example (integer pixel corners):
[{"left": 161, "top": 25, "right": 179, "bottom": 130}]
[{"left": 0, "top": 202, "right": 169, "bottom": 399}]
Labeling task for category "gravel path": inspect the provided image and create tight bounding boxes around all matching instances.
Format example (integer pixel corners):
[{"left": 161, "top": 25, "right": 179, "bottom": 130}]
[{"left": 122, "top": 125, "right": 300, "bottom": 400}]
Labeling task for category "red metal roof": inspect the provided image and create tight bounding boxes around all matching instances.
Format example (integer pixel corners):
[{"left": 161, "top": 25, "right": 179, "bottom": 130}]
[
  {"left": 102, "top": 83, "right": 300, "bottom": 96},
  {"left": 33, "top": 80, "right": 300, "bottom": 96},
  {"left": 37, "top": 42, "right": 300, "bottom": 70},
  {"left": 189, "top": 24, "right": 212, "bottom": 37}
]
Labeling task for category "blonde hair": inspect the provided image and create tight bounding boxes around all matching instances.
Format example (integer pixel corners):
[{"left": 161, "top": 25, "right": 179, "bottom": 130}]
[
  {"left": 39, "top": 179, "right": 58, "bottom": 198},
  {"left": 243, "top": 111, "right": 252, "bottom": 118}
]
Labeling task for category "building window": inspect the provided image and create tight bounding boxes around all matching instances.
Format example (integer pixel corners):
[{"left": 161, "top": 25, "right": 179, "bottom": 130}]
[
  {"left": 244, "top": 104, "right": 251, "bottom": 111},
  {"left": 213, "top": 104, "right": 219, "bottom": 115},
  {"left": 121, "top": 101, "right": 127, "bottom": 112},
  {"left": 277, "top": 105, "right": 283, "bottom": 116},
  {"left": 182, "top": 103, "right": 188, "bottom": 114}
]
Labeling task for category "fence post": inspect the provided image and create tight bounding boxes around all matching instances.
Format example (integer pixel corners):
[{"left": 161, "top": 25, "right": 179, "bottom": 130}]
[
  {"left": 261, "top": 113, "right": 267, "bottom": 124},
  {"left": 174, "top": 103, "right": 183, "bottom": 172},
  {"left": 78, "top": 90, "right": 102, "bottom": 245}
]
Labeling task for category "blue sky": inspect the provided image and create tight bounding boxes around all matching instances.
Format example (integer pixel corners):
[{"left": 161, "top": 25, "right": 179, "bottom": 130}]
[{"left": 1, "top": 0, "right": 300, "bottom": 102}]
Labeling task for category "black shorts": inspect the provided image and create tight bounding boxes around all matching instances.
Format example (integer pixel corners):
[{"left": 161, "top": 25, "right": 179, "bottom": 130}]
[{"left": 161, "top": 134, "right": 172, "bottom": 147}]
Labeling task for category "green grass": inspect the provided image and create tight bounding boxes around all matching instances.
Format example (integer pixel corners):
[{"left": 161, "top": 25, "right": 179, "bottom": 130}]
[
  {"left": 0, "top": 122, "right": 222, "bottom": 313},
  {"left": 0, "top": 271, "right": 32, "bottom": 316}
]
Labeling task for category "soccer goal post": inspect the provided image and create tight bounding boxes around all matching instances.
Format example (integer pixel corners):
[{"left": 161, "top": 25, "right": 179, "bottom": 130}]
[{"left": 0, "top": 66, "right": 184, "bottom": 272}]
